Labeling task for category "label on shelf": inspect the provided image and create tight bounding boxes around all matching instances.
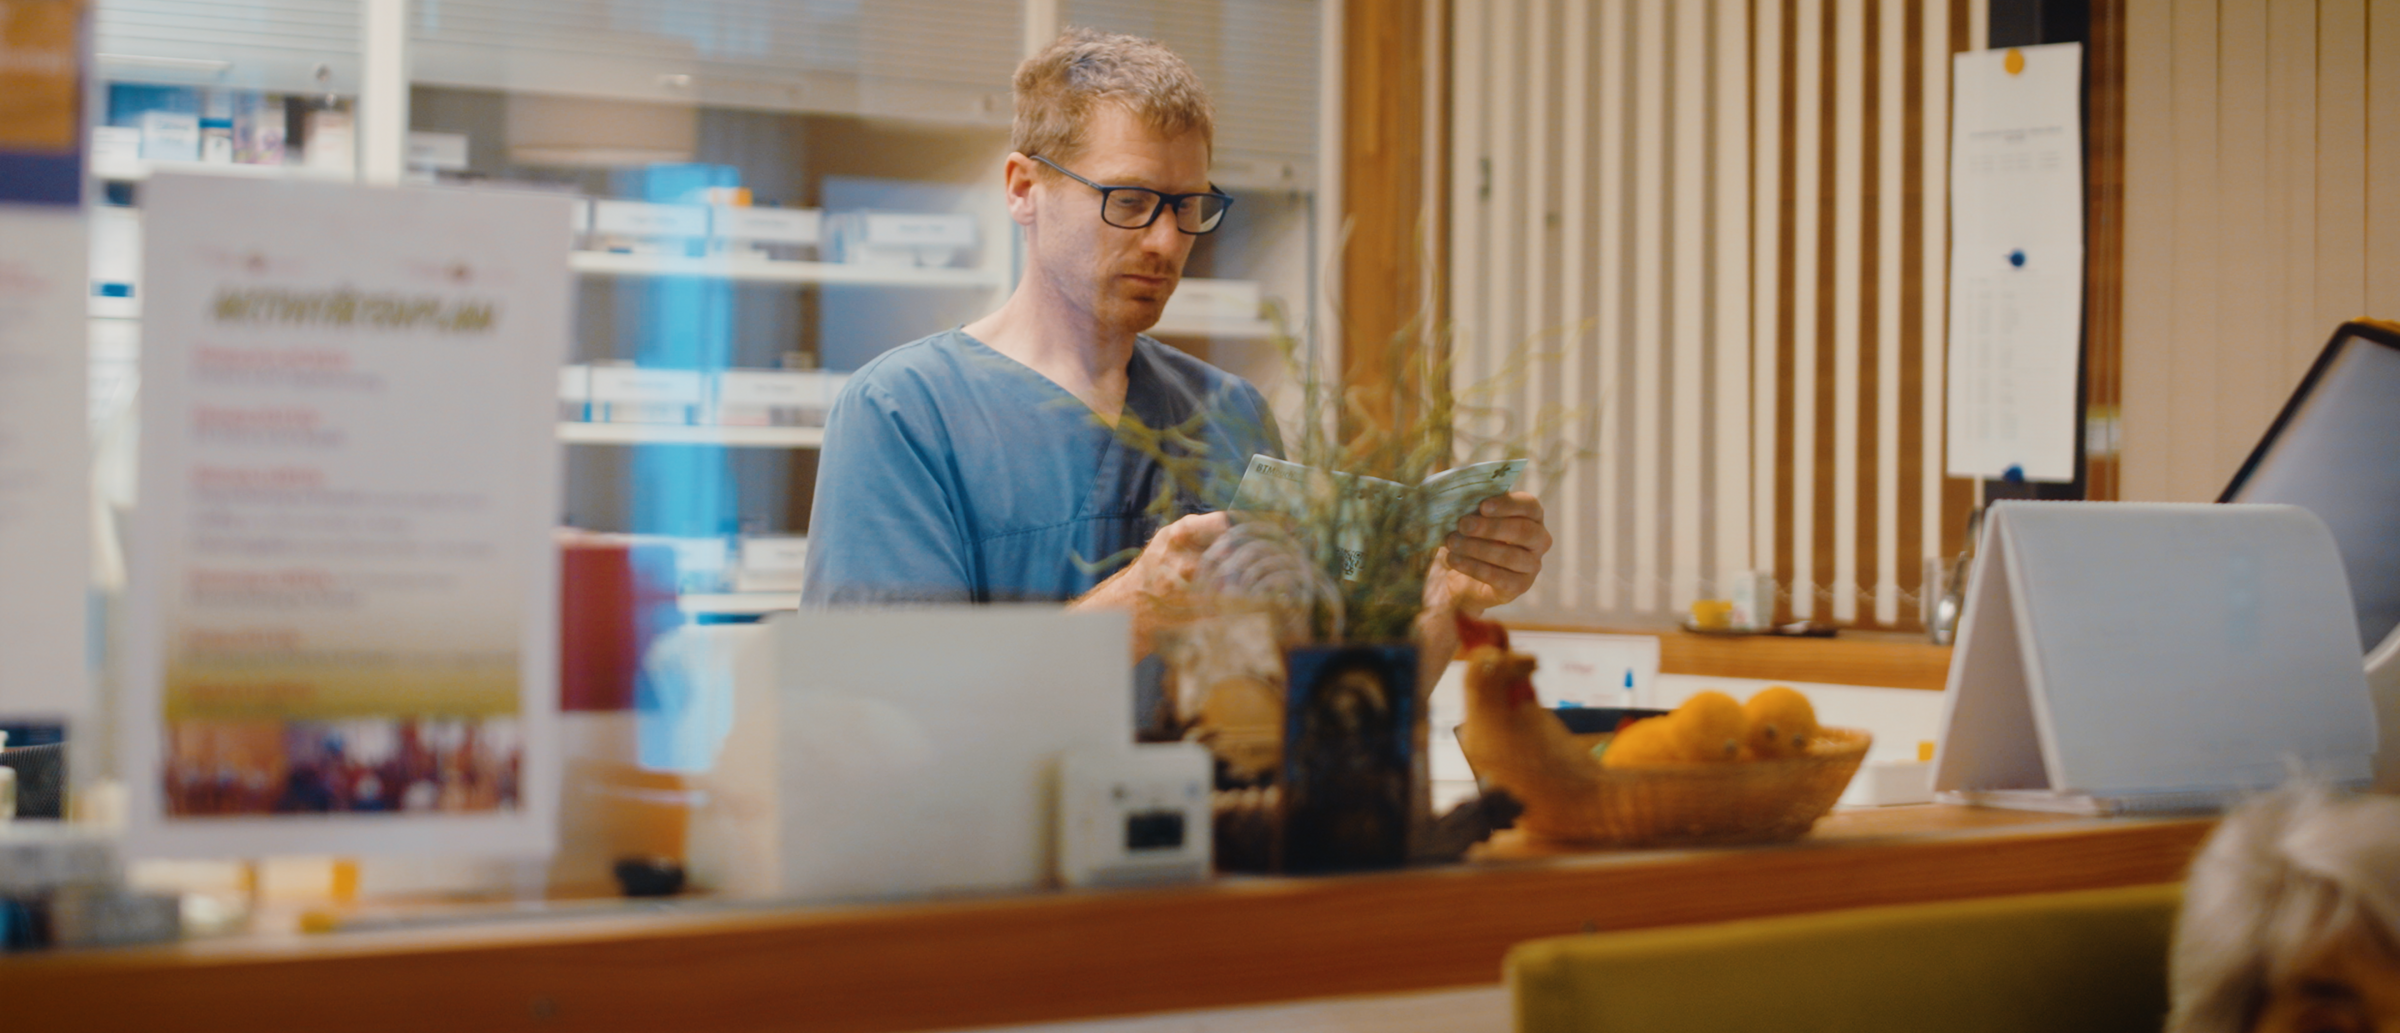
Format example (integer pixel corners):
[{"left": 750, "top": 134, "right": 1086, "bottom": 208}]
[
  {"left": 623, "top": 534, "right": 730, "bottom": 593},
  {"left": 590, "top": 366, "right": 702, "bottom": 425},
  {"left": 589, "top": 366, "right": 705, "bottom": 404},
  {"left": 591, "top": 200, "right": 709, "bottom": 239},
  {"left": 139, "top": 111, "right": 199, "bottom": 164},
  {"left": 714, "top": 369, "right": 838, "bottom": 427},
  {"left": 739, "top": 536, "right": 810, "bottom": 583},
  {"left": 716, "top": 206, "right": 821, "bottom": 245},
  {"left": 741, "top": 535, "right": 809, "bottom": 571},
  {"left": 406, "top": 131, "right": 470, "bottom": 171},
  {"left": 1168, "top": 278, "right": 1264, "bottom": 320},
  {"left": 716, "top": 369, "right": 822, "bottom": 407},
  {"left": 557, "top": 365, "right": 592, "bottom": 421},
  {"left": 863, "top": 212, "right": 977, "bottom": 247},
  {"left": 91, "top": 126, "right": 142, "bottom": 179}
]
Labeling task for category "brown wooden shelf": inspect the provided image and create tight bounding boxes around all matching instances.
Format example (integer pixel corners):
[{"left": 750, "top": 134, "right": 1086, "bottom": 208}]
[{"left": 0, "top": 807, "right": 2205, "bottom": 1033}]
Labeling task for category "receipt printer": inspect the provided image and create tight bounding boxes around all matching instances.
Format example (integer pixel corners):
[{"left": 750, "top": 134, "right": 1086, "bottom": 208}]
[{"left": 1055, "top": 743, "right": 1212, "bottom": 888}]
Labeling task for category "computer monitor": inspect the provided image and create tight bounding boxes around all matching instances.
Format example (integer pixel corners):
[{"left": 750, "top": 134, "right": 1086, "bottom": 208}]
[{"left": 2222, "top": 320, "right": 2400, "bottom": 653}]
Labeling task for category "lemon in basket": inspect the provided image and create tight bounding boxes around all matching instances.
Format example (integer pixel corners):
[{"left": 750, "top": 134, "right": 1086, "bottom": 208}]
[
  {"left": 1742, "top": 685, "right": 1820, "bottom": 760},
  {"left": 1600, "top": 691, "right": 1745, "bottom": 768}
]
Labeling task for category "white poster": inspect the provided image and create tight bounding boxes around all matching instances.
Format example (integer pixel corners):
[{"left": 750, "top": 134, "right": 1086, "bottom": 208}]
[
  {"left": 0, "top": 208, "right": 89, "bottom": 732},
  {"left": 1947, "top": 43, "right": 2084, "bottom": 483},
  {"left": 126, "top": 175, "right": 571, "bottom": 857}
]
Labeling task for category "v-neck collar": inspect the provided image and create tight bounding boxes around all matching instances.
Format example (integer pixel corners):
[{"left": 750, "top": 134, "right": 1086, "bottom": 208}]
[{"left": 953, "top": 328, "right": 1146, "bottom": 428}]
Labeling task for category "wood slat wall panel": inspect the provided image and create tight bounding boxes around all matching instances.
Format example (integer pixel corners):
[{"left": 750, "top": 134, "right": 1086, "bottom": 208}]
[
  {"left": 1716, "top": 0, "right": 1756, "bottom": 613},
  {"left": 2117, "top": 0, "right": 2400, "bottom": 503},
  {"left": 2318, "top": 0, "right": 2369, "bottom": 328},
  {"left": 1525, "top": 0, "right": 1558, "bottom": 614},
  {"left": 1791, "top": 0, "right": 1825, "bottom": 620},
  {"left": 1632, "top": 0, "right": 1667, "bottom": 615},
  {"left": 1922, "top": 0, "right": 1954, "bottom": 594},
  {"left": 2086, "top": 0, "right": 2128, "bottom": 502},
  {"left": 1754, "top": 0, "right": 1786, "bottom": 599},
  {"left": 2120, "top": 0, "right": 2175, "bottom": 503},
  {"left": 1672, "top": 0, "right": 1709, "bottom": 609},
  {"left": 1597, "top": 0, "right": 1630, "bottom": 614},
  {"left": 1453, "top": 0, "right": 1966, "bottom": 629},
  {"left": 2166, "top": 0, "right": 2223, "bottom": 498},
  {"left": 2372, "top": 0, "right": 2400, "bottom": 321},
  {"left": 2266, "top": 0, "right": 2317, "bottom": 387},
  {"left": 1831, "top": 0, "right": 1864, "bottom": 625},
  {"left": 1560, "top": 0, "right": 1595, "bottom": 615},
  {"left": 1873, "top": 0, "right": 1905, "bottom": 625}
]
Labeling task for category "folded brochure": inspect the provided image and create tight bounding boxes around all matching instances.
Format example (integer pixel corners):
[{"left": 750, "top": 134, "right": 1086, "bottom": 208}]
[{"left": 1228, "top": 455, "right": 1528, "bottom": 580}]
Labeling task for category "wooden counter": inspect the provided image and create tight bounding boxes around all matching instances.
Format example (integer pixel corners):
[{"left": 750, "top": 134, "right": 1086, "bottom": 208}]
[{"left": 0, "top": 806, "right": 2210, "bottom": 1033}]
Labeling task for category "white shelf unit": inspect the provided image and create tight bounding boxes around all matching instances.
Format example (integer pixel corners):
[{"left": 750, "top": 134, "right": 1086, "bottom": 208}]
[
  {"left": 93, "top": 157, "right": 357, "bottom": 184},
  {"left": 555, "top": 422, "right": 824, "bottom": 449},
  {"left": 568, "top": 250, "right": 1008, "bottom": 290},
  {"left": 560, "top": 248, "right": 993, "bottom": 453},
  {"left": 677, "top": 592, "right": 802, "bottom": 616}
]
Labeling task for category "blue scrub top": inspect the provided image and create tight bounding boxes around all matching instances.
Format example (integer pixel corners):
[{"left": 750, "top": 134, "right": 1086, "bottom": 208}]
[{"left": 801, "top": 328, "right": 1283, "bottom": 605}]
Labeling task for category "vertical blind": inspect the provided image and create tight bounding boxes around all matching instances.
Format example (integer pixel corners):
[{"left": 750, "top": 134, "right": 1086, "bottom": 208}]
[
  {"left": 1450, "top": 0, "right": 1977, "bottom": 628},
  {"left": 1065, "top": 0, "right": 1323, "bottom": 190},
  {"left": 2119, "top": 0, "right": 2400, "bottom": 505}
]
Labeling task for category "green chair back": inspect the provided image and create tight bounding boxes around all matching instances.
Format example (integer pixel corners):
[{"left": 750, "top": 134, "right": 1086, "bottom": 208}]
[{"left": 1509, "top": 883, "right": 2182, "bottom": 1033}]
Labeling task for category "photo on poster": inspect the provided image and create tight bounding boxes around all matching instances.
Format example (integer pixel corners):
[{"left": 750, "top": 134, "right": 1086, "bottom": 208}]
[{"left": 164, "top": 717, "right": 523, "bottom": 817}]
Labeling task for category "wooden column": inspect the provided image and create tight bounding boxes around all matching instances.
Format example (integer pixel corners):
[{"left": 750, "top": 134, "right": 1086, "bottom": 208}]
[
  {"left": 1339, "top": 0, "right": 1435, "bottom": 443},
  {"left": 2083, "top": 0, "right": 2126, "bottom": 500}
]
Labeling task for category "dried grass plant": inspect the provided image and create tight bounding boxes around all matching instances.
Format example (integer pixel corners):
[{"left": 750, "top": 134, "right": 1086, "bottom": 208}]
[{"left": 1089, "top": 282, "right": 1588, "bottom": 647}]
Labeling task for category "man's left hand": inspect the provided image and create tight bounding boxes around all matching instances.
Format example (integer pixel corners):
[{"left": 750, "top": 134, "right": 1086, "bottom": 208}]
[
  {"left": 1437, "top": 491, "right": 1552, "bottom": 616},
  {"left": 1409, "top": 491, "right": 1552, "bottom": 698}
]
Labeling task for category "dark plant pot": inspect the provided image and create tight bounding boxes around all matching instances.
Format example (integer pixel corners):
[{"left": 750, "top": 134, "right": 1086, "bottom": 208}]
[{"left": 1277, "top": 642, "right": 1419, "bottom": 873}]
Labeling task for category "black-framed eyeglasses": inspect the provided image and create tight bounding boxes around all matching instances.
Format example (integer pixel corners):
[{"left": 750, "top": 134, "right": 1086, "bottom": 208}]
[{"left": 1031, "top": 154, "right": 1235, "bottom": 235}]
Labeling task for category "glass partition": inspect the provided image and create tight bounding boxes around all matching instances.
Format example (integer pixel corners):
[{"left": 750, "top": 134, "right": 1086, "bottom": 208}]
[{"left": 80, "top": 0, "right": 1326, "bottom": 915}]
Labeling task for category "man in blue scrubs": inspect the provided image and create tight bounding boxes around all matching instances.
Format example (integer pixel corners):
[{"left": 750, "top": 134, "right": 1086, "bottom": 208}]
[{"left": 803, "top": 29, "right": 1551, "bottom": 659}]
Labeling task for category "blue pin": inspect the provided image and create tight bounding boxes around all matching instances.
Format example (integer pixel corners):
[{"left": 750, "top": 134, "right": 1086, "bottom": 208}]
[{"left": 2007, "top": 248, "right": 2027, "bottom": 269}]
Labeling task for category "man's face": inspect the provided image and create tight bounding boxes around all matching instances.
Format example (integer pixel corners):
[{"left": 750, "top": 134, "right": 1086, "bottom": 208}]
[
  {"left": 2251, "top": 925, "right": 2400, "bottom": 1033},
  {"left": 1022, "top": 103, "right": 1210, "bottom": 335}
]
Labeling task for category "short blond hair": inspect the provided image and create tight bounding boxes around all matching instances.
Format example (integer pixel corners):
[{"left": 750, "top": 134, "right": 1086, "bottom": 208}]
[
  {"left": 2169, "top": 782, "right": 2400, "bottom": 1033},
  {"left": 1011, "top": 27, "right": 1215, "bottom": 168}
]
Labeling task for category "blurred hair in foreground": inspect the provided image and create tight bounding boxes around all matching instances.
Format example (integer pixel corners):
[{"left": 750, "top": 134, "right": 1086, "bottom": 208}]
[{"left": 2171, "top": 780, "right": 2400, "bottom": 1033}]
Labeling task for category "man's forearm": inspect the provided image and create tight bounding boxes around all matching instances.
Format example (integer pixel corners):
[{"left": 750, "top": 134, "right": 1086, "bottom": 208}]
[{"left": 1068, "top": 563, "right": 1169, "bottom": 659}]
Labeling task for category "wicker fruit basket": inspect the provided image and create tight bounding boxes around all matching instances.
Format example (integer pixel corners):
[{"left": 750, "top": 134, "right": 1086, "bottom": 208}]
[{"left": 1490, "top": 727, "right": 1873, "bottom": 848}]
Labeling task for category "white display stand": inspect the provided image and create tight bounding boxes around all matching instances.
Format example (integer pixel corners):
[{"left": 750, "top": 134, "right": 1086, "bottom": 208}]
[
  {"left": 764, "top": 607, "right": 1131, "bottom": 902},
  {"left": 1932, "top": 502, "right": 2377, "bottom": 814}
]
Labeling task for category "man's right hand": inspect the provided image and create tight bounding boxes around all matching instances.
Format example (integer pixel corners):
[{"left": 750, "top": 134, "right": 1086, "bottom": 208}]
[{"left": 1070, "top": 511, "right": 1232, "bottom": 657}]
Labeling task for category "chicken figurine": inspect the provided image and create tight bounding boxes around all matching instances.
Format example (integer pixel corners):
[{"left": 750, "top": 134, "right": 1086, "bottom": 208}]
[
  {"left": 1455, "top": 614, "right": 1838, "bottom": 841},
  {"left": 1454, "top": 614, "right": 1606, "bottom": 819}
]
